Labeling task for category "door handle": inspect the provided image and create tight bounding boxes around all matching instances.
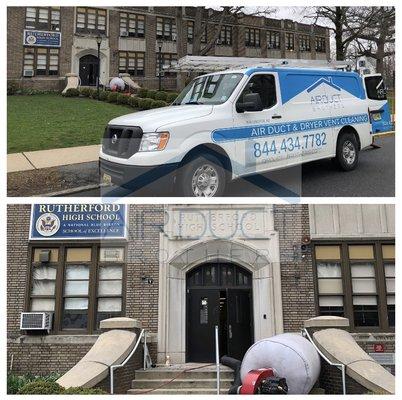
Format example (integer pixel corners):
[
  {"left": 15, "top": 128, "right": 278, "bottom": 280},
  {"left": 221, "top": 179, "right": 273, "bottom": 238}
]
[
  {"left": 272, "top": 115, "right": 282, "bottom": 119},
  {"left": 228, "top": 324, "right": 233, "bottom": 339}
]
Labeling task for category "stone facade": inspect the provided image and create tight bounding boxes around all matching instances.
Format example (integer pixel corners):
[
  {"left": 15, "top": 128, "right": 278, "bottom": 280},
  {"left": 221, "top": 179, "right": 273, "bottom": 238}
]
[{"left": 7, "top": 6, "right": 331, "bottom": 91}]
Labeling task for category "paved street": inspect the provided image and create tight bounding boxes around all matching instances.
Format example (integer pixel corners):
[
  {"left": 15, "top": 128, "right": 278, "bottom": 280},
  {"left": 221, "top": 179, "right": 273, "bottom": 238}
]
[{"left": 63, "top": 136, "right": 394, "bottom": 198}]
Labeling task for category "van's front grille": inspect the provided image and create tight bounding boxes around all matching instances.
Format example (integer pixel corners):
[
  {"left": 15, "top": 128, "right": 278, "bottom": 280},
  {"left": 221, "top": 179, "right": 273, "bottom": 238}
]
[{"left": 102, "top": 125, "right": 143, "bottom": 159}]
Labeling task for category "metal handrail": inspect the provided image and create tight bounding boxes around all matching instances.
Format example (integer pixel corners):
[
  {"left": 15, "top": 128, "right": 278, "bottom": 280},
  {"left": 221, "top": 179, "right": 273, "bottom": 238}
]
[
  {"left": 302, "top": 328, "right": 346, "bottom": 395},
  {"left": 110, "top": 328, "right": 145, "bottom": 394},
  {"left": 215, "top": 325, "right": 220, "bottom": 395}
]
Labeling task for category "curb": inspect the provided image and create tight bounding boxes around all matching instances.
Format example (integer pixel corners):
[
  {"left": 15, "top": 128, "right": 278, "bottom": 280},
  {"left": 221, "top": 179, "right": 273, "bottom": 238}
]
[{"left": 38, "top": 183, "right": 110, "bottom": 197}]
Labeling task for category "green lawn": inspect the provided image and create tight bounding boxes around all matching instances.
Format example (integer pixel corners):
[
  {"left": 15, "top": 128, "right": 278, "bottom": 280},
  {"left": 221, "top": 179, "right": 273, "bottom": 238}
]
[{"left": 7, "top": 94, "right": 135, "bottom": 153}]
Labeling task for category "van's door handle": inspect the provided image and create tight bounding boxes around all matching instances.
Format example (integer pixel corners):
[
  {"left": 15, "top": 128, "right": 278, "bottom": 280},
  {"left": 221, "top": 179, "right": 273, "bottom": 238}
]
[{"left": 272, "top": 115, "right": 282, "bottom": 119}]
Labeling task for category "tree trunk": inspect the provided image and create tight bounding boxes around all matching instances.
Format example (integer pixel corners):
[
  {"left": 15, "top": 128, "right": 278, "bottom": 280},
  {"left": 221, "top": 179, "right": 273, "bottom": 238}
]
[{"left": 335, "top": 7, "right": 345, "bottom": 60}]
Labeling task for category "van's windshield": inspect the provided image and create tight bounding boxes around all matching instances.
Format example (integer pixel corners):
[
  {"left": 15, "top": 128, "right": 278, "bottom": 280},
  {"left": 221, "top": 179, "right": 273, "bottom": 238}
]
[{"left": 172, "top": 73, "right": 243, "bottom": 105}]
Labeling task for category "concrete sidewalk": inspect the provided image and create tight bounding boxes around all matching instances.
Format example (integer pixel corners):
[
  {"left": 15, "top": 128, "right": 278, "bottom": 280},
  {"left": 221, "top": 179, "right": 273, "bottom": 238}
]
[{"left": 8, "top": 144, "right": 101, "bottom": 173}]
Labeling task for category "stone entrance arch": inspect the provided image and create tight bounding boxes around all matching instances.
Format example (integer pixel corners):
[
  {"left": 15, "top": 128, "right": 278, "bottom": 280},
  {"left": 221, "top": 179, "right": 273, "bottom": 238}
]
[{"left": 157, "top": 237, "right": 283, "bottom": 364}]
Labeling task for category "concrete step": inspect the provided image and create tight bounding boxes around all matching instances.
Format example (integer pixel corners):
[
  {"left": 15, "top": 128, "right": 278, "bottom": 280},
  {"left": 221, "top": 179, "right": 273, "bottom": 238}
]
[
  {"left": 132, "top": 378, "right": 233, "bottom": 390},
  {"left": 128, "top": 388, "right": 230, "bottom": 395},
  {"left": 134, "top": 369, "right": 233, "bottom": 381}
]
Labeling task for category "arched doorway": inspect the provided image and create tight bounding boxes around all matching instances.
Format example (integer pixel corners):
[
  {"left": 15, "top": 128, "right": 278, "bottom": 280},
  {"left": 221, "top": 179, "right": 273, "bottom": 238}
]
[
  {"left": 186, "top": 262, "right": 253, "bottom": 362},
  {"left": 79, "top": 54, "right": 98, "bottom": 86}
]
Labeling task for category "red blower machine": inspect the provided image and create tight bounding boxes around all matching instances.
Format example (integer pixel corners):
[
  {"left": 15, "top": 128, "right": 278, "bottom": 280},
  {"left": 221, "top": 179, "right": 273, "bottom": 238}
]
[{"left": 239, "top": 368, "right": 288, "bottom": 395}]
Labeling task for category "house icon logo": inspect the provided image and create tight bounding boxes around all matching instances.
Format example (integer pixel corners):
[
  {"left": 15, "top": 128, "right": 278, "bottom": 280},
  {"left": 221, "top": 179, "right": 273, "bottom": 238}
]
[{"left": 306, "top": 77, "right": 342, "bottom": 93}]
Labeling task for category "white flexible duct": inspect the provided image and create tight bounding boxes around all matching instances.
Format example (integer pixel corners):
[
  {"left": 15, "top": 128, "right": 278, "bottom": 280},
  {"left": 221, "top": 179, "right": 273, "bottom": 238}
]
[{"left": 240, "top": 333, "right": 321, "bottom": 394}]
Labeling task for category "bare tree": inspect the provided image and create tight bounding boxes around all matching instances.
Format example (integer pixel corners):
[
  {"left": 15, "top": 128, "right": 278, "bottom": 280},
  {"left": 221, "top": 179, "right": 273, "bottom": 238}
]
[
  {"left": 353, "top": 7, "right": 395, "bottom": 75},
  {"left": 307, "top": 6, "right": 377, "bottom": 61}
]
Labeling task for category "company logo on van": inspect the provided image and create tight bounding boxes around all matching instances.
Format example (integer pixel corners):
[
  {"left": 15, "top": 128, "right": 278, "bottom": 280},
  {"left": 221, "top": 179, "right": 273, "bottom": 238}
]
[{"left": 36, "top": 213, "right": 60, "bottom": 237}]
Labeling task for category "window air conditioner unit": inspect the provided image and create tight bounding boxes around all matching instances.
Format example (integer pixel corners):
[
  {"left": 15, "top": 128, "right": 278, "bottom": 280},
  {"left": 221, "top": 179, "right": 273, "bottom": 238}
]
[
  {"left": 121, "top": 31, "right": 129, "bottom": 37},
  {"left": 23, "top": 70, "right": 34, "bottom": 77},
  {"left": 20, "top": 312, "right": 53, "bottom": 332}
]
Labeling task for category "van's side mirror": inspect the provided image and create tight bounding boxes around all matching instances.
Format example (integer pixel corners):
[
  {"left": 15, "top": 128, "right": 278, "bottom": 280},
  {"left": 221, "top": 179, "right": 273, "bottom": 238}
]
[{"left": 236, "top": 93, "right": 264, "bottom": 113}]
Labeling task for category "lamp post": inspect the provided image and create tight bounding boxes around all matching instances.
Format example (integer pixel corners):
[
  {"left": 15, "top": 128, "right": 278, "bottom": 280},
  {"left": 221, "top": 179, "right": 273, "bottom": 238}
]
[
  {"left": 96, "top": 35, "right": 103, "bottom": 99},
  {"left": 157, "top": 39, "right": 163, "bottom": 91}
]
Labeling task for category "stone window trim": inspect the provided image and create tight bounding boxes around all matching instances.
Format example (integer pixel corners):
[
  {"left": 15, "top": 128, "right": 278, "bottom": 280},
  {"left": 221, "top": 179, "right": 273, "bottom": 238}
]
[
  {"left": 299, "top": 34, "right": 311, "bottom": 52},
  {"left": 119, "top": 12, "right": 145, "bottom": 38},
  {"left": 245, "top": 27, "right": 260, "bottom": 48},
  {"left": 316, "top": 36, "right": 327, "bottom": 53},
  {"left": 312, "top": 240, "right": 395, "bottom": 333},
  {"left": 75, "top": 7, "right": 107, "bottom": 35},
  {"left": 267, "top": 30, "right": 280, "bottom": 50},
  {"left": 25, "top": 6, "right": 61, "bottom": 31},
  {"left": 285, "top": 32, "right": 294, "bottom": 51},
  {"left": 24, "top": 242, "right": 127, "bottom": 335},
  {"left": 218, "top": 25, "right": 232, "bottom": 46},
  {"left": 186, "top": 20, "right": 208, "bottom": 44},
  {"left": 119, "top": 51, "right": 145, "bottom": 76},
  {"left": 156, "top": 16, "right": 177, "bottom": 42},
  {"left": 156, "top": 53, "right": 178, "bottom": 77},
  {"left": 23, "top": 47, "right": 59, "bottom": 77}
]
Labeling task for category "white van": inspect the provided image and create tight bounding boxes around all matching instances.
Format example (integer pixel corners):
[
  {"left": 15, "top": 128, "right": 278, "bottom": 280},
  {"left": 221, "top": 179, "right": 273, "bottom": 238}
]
[{"left": 100, "top": 66, "right": 392, "bottom": 196}]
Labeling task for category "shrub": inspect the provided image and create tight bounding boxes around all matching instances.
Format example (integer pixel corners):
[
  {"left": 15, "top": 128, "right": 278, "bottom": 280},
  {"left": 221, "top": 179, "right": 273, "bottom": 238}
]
[
  {"left": 7, "top": 81, "right": 18, "bottom": 95},
  {"left": 166, "top": 92, "right": 178, "bottom": 103},
  {"left": 138, "top": 88, "right": 148, "bottom": 98},
  {"left": 63, "top": 88, "right": 80, "bottom": 97},
  {"left": 155, "top": 91, "right": 168, "bottom": 101},
  {"left": 107, "top": 92, "right": 119, "bottom": 103},
  {"left": 8, "top": 372, "right": 61, "bottom": 394},
  {"left": 129, "top": 96, "right": 139, "bottom": 108},
  {"left": 79, "top": 87, "right": 91, "bottom": 97},
  {"left": 88, "top": 89, "right": 98, "bottom": 99},
  {"left": 151, "top": 99, "right": 168, "bottom": 109},
  {"left": 63, "top": 387, "right": 107, "bottom": 394},
  {"left": 146, "top": 90, "right": 157, "bottom": 99},
  {"left": 98, "top": 90, "right": 109, "bottom": 101},
  {"left": 18, "top": 380, "right": 63, "bottom": 395},
  {"left": 116, "top": 93, "right": 130, "bottom": 105},
  {"left": 137, "top": 98, "right": 154, "bottom": 110}
]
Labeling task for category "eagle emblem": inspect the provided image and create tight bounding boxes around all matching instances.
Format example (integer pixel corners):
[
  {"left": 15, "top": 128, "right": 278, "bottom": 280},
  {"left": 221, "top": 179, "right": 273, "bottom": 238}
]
[{"left": 36, "top": 213, "right": 60, "bottom": 237}]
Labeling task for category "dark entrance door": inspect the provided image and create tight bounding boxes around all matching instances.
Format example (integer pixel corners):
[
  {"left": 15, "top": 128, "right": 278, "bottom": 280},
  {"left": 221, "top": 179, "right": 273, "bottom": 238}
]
[
  {"left": 79, "top": 55, "right": 98, "bottom": 86},
  {"left": 186, "top": 263, "right": 253, "bottom": 362}
]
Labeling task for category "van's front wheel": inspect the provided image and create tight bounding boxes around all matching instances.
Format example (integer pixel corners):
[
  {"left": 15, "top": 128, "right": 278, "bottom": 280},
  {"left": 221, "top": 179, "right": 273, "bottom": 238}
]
[
  {"left": 335, "top": 133, "right": 359, "bottom": 171},
  {"left": 177, "top": 153, "right": 226, "bottom": 197}
]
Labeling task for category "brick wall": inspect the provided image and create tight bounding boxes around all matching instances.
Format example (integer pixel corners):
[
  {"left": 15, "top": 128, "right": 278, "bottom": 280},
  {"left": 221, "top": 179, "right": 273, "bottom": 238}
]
[
  {"left": 7, "top": 204, "right": 163, "bottom": 379},
  {"left": 8, "top": 6, "right": 330, "bottom": 91},
  {"left": 274, "top": 204, "right": 316, "bottom": 332}
]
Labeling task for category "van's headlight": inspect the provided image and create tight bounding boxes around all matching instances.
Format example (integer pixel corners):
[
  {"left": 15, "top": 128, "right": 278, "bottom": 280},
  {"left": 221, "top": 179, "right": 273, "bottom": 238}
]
[{"left": 139, "top": 132, "right": 170, "bottom": 152}]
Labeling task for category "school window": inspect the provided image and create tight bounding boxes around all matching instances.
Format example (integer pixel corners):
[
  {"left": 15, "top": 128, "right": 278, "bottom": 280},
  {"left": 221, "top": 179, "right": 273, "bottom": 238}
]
[
  {"left": 156, "top": 53, "right": 177, "bottom": 77},
  {"left": 314, "top": 242, "right": 395, "bottom": 331},
  {"left": 76, "top": 7, "right": 106, "bottom": 34},
  {"left": 316, "top": 36, "right": 326, "bottom": 53},
  {"left": 119, "top": 12, "right": 145, "bottom": 38},
  {"left": 245, "top": 28, "right": 260, "bottom": 47},
  {"left": 25, "top": 7, "right": 60, "bottom": 31},
  {"left": 201, "top": 25, "right": 208, "bottom": 43},
  {"left": 267, "top": 30, "right": 280, "bottom": 49},
  {"left": 156, "top": 17, "right": 176, "bottom": 41},
  {"left": 28, "top": 245, "right": 125, "bottom": 334},
  {"left": 218, "top": 25, "right": 232, "bottom": 46},
  {"left": 23, "top": 47, "right": 59, "bottom": 76},
  {"left": 285, "top": 32, "right": 294, "bottom": 51},
  {"left": 119, "top": 52, "right": 145, "bottom": 76},
  {"left": 299, "top": 34, "right": 311, "bottom": 52},
  {"left": 187, "top": 20, "right": 194, "bottom": 43}
]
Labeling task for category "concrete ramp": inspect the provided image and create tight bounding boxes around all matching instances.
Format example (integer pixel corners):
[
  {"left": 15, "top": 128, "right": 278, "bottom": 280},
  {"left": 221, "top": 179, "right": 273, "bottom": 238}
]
[
  {"left": 62, "top": 73, "right": 80, "bottom": 94},
  {"left": 119, "top": 73, "right": 141, "bottom": 90},
  {"left": 57, "top": 329, "right": 137, "bottom": 388},
  {"left": 313, "top": 328, "right": 395, "bottom": 394}
]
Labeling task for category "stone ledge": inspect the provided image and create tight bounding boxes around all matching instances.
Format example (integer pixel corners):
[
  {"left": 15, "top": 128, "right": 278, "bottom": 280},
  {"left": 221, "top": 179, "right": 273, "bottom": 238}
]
[
  {"left": 8, "top": 335, "right": 99, "bottom": 345},
  {"left": 304, "top": 316, "right": 350, "bottom": 329},
  {"left": 100, "top": 317, "right": 142, "bottom": 330}
]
